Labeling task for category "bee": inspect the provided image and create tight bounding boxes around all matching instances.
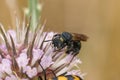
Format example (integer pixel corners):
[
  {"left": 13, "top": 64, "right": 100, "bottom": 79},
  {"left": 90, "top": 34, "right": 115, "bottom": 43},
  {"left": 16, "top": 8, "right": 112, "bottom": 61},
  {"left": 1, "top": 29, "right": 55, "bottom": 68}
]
[
  {"left": 39, "top": 64, "right": 83, "bottom": 80},
  {"left": 48, "top": 75, "right": 83, "bottom": 80},
  {"left": 44, "top": 32, "right": 88, "bottom": 56}
]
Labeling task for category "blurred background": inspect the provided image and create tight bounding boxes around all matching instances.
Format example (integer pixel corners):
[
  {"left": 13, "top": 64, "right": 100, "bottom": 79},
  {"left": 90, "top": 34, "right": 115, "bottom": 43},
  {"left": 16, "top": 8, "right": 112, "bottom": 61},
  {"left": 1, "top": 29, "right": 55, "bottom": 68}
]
[{"left": 0, "top": 0, "right": 120, "bottom": 80}]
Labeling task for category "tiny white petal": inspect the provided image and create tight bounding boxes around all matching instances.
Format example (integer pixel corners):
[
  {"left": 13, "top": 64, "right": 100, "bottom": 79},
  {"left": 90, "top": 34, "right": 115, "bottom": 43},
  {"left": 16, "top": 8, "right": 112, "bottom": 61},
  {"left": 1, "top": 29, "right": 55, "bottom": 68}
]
[
  {"left": 52, "top": 54, "right": 72, "bottom": 68},
  {"left": 31, "top": 48, "right": 44, "bottom": 66},
  {"left": 56, "top": 67, "right": 68, "bottom": 76},
  {"left": 2, "top": 59, "right": 12, "bottom": 75},
  {"left": 16, "top": 52, "right": 29, "bottom": 70},
  {"left": 25, "top": 66, "right": 37, "bottom": 78},
  {"left": 40, "top": 55, "right": 54, "bottom": 69}
]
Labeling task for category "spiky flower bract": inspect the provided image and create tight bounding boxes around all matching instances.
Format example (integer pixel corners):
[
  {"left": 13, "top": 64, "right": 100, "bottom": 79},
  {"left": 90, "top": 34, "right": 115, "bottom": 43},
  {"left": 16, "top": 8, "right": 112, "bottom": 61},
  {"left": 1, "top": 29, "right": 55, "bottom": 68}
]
[{"left": 0, "top": 18, "right": 84, "bottom": 80}]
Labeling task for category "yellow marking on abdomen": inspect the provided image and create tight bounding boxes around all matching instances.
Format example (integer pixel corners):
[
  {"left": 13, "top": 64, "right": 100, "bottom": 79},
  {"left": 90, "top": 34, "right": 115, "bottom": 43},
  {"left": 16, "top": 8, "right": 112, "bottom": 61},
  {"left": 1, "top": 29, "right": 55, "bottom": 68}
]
[
  {"left": 48, "top": 76, "right": 67, "bottom": 80},
  {"left": 58, "top": 76, "right": 67, "bottom": 80},
  {"left": 73, "top": 75, "right": 80, "bottom": 80}
]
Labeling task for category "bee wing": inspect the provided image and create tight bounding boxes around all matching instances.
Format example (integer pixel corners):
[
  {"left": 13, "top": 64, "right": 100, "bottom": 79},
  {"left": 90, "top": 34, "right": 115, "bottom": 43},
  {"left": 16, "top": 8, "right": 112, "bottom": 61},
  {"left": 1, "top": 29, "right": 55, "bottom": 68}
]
[{"left": 71, "top": 33, "right": 88, "bottom": 41}]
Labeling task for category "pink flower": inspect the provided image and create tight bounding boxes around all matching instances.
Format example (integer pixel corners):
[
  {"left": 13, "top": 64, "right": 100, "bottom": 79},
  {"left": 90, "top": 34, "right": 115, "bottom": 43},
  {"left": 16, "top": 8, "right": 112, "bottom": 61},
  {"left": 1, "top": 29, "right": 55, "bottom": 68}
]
[
  {"left": 1, "top": 59, "right": 12, "bottom": 75},
  {"left": 31, "top": 48, "right": 44, "bottom": 66},
  {"left": 40, "top": 55, "right": 54, "bottom": 69},
  {"left": 24, "top": 66, "right": 37, "bottom": 78},
  {"left": 16, "top": 52, "right": 29, "bottom": 70}
]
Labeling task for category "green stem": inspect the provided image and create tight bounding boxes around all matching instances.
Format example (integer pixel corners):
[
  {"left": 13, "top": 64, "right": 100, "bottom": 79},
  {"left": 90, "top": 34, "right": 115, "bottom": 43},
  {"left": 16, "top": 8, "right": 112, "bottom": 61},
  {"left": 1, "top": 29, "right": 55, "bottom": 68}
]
[{"left": 28, "top": 0, "right": 39, "bottom": 31}]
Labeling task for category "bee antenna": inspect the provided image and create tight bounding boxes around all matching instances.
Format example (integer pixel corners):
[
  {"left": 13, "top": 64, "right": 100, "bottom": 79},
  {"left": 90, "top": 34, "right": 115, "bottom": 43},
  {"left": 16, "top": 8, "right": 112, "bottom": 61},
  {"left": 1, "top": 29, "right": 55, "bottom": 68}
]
[{"left": 43, "top": 40, "right": 52, "bottom": 42}]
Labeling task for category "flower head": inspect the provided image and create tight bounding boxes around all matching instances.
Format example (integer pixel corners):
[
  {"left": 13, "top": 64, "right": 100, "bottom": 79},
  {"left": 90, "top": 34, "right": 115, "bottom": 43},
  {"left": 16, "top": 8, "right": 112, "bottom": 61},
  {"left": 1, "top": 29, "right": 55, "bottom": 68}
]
[{"left": 0, "top": 18, "right": 84, "bottom": 80}]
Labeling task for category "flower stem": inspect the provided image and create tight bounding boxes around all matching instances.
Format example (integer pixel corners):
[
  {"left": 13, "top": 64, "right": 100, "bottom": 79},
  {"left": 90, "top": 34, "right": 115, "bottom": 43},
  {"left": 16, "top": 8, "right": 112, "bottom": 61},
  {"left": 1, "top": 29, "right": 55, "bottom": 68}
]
[{"left": 28, "top": 0, "right": 39, "bottom": 31}]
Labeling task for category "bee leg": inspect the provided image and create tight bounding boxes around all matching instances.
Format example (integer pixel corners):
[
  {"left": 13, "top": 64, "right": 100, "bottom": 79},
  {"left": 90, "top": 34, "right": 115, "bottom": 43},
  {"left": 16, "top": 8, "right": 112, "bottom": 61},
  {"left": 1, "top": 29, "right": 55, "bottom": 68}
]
[
  {"left": 39, "top": 64, "right": 47, "bottom": 80},
  {"left": 59, "top": 72, "right": 67, "bottom": 76},
  {"left": 43, "top": 40, "right": 52, "bottom": 42}
]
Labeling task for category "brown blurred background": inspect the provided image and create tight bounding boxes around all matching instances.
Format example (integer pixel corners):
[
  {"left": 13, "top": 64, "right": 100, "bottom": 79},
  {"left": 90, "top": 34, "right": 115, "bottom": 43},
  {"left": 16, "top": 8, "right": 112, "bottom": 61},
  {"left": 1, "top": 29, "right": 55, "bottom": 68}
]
[{"left": 0, "top": 0, "right": 120, "bottom": 80}]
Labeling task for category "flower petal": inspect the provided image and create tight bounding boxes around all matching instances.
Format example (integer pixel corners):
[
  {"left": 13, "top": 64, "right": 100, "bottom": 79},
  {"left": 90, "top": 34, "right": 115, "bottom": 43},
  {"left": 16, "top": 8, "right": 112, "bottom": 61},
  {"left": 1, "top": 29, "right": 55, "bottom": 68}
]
[
  {"left": 31, "top": 48, "right": 44, "bottom": 66},
  {"left": 16, "top": 52, "right": 29, "bottom": 70},
  {"left": 2, "top": 59, "right": 12, "bottom": 75},
  {"left": 24, "top": 66, "right": 37, "bottom": 78},
  {"left": 40, "top": 55, "right": 54, "bottom": 69}
]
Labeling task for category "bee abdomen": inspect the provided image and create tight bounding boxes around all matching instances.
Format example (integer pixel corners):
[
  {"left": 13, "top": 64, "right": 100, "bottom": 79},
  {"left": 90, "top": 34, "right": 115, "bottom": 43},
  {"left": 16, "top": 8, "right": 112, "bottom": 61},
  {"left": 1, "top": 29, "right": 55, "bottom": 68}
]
[{"left": 49, "top": 75, "right": 82, "bottom": 80}]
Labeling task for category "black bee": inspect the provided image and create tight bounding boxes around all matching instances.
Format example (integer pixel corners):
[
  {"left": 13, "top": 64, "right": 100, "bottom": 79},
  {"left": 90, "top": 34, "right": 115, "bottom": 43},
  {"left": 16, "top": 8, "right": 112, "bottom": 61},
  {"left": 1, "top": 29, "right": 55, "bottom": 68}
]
[
  {"left": 48, "top": 75, "right": 82, "bottom": 80},
  {"left": 44, "top": 32, "right": 88, "bottom": 56},
  {"left": 39, "top": 64, "right": 83, "bottom": 80}
]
